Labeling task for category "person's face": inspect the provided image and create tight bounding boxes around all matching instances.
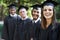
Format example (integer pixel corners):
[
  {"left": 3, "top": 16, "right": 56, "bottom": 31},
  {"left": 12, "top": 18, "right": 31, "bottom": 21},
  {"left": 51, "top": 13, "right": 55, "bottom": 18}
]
[
  {"left": 19, "top": 8, "right": 27, "bottom": 18},
  {"left": 9, "top": 8, "right": 16, "bottom": 15},
  {"left": 43, "top": 5, "right": 53, "bottom": 19},
  {"left": 32, "top": 8, "right": 41, "bottom": 20}
]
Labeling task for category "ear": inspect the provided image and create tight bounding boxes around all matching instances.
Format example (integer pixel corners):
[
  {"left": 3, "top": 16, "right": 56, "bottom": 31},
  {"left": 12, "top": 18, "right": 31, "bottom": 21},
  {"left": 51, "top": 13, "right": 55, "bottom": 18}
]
[{"left": 25, "top": 11, "right": 27, "bottom": 14}]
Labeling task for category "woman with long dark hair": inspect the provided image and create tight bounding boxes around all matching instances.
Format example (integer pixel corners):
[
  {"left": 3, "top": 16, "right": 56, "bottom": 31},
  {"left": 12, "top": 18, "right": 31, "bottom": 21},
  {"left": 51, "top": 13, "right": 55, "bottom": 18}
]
[{"left": 35, "top": 0, "right": 60, "bottom": 40}]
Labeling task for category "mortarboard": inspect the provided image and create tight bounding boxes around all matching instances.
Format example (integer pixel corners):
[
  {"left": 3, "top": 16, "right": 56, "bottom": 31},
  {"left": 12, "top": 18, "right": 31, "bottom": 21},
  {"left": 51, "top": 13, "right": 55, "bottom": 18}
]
[
  {"left": 41, "top": 0, "right": 59, "bottom": 8},
  {"left": 18, "top": 5, "right": 28, "bottom": 11},
  {"left": 31, "top": 4, "right": 41, "bottom": 10},
  {"left": 8, "top": 4, "right": 16, "bottom": 9}
]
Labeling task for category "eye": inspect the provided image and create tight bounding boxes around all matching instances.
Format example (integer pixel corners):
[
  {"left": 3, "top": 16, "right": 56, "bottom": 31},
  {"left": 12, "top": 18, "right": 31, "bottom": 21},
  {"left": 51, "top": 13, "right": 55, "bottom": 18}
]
[
  {"left": 33, "top": 11, "right": 36, "bottom": 13},
  {"left": 49, "top": 9, "right": 52, "bottom": 11},
  {"left": 37, "top": 11, "right": 39, "bottom": 13},
  {"left": 43, "top": 9, "right": 47, "bottom": 11},
  {"left": 22, "top": 11, "right": 25, "bottom": 12}
]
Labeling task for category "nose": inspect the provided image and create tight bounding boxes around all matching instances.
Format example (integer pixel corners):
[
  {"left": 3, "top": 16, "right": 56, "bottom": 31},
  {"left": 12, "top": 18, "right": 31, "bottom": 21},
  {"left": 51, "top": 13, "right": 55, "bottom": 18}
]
[{"left": 46, "top": 10, "right": 49, "bottom": 13}]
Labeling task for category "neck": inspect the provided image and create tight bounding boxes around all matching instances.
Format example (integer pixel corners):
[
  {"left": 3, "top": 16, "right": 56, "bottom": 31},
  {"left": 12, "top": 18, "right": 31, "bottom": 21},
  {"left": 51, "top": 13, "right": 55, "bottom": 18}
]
[
  {"left": 21, "top": 16, "right": 28, "bottom": 20},
  {"left": 46, "top": 18, "right": 52, "bottom": 28},
  {"left": 23, "top": 17, "right": 26, "bottom": 19},
  {"left": 10, "top": 13, "right": 16, "bottom": 15}
]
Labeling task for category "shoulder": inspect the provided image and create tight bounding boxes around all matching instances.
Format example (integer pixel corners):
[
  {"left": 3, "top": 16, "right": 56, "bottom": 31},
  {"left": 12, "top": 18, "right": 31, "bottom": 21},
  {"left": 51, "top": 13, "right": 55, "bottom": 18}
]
[
  {"left": 55, "top": 22, "right": 60, "bottom": 30},
  {"left": 4, "top": 15, "right": 10, "bottom": 21},
  {"left": 25, "top": 18, "right": 32, "bottom": 25},
  {"left": 57, "top": 22, "right": 60, "bottom": 28},
  {"left": 55, "top": 22, "right": 60, "bottom": 26},
  {"left": 26, "top": 18, "right": 32, "bottom": 22}
]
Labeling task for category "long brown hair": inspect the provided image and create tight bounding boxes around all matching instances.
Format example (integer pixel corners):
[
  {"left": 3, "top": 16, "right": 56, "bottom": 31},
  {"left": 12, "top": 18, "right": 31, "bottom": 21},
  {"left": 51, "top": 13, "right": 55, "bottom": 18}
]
[{"left": 41, "top": 7, "right": 57, "bottom": 29}]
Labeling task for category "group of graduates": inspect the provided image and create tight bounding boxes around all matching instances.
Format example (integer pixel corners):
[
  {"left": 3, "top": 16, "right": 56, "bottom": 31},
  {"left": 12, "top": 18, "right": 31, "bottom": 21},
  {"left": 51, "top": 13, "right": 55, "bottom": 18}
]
[{"left": 1, "top": 0, "right": 60, "bottom": 40}]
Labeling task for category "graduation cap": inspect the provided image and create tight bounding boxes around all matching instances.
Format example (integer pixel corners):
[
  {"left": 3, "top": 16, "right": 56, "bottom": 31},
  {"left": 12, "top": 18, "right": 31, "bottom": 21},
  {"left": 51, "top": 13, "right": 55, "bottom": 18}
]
[
  {"left": 41, "top": 0, "right": 59, "bottom": 8},
  {"left": 8, "top": 4, "right": 16, "bottom": 9},
  {"left": 18, "top": 5, "right": 28, "bottom": 11},
  {"left": 31, "top": 4, "right": 41, "bottom": 10}
]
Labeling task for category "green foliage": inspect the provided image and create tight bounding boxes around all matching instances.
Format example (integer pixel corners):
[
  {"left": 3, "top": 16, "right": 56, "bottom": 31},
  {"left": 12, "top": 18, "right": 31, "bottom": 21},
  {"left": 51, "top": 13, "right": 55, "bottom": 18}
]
[
  {"left": 0, "top": 0, "right": 60, "bottom": 20},
  {"left": 56, "top": 6, "right": 60, "bottom": 19},
  {"left": 53, "top": 0, "right": 60, "bottom": 19}
]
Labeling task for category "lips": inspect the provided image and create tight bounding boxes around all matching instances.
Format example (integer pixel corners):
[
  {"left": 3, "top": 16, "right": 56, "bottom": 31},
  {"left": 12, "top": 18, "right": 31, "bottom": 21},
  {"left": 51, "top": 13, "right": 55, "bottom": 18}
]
[{"left": 45, "top": 13, "right": 51, "bottom": 16}]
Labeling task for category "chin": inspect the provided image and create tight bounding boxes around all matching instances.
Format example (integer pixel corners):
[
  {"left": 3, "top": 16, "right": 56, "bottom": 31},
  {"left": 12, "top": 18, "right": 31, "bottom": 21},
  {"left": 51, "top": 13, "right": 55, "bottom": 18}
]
[{"left": 45, "top": 16, "right": 52, "bottom": 19}]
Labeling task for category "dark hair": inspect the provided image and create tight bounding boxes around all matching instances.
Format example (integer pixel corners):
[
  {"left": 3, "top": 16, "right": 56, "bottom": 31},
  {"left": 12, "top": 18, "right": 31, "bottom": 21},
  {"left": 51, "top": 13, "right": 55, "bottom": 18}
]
[{"left": 41, "top": 6, "right": 57, "bottom": 29}]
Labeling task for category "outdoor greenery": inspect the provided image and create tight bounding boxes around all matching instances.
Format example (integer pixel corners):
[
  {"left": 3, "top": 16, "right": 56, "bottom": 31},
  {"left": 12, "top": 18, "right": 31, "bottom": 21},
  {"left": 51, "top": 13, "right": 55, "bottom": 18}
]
[
  {"left": 0, "top": 0, "right": 60, "bottom": 21},
  {"left": 0, "top": 0, "right": 60, "bottom": 39}
]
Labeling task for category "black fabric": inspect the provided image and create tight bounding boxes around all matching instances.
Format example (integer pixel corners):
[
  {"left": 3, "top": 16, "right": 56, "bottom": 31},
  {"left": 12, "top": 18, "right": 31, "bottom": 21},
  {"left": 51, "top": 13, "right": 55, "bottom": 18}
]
[
  {"left": 1, "top": 15, "right": 19, "bottom": 40},
  {"left": 14, "top": 18, "right": 32, "bottom": 40},
  {"left": 35, "top": 22, "right": 60, "bottom": 40},
  {"left": 30, "top": 20, "right": 41, "bottom": 40}
]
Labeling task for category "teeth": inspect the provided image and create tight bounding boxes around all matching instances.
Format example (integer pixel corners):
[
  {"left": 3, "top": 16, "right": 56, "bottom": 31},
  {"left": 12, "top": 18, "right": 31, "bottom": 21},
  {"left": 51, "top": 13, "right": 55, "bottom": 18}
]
[
  {"left": 45, "top": 14, "right": 50, "bottom": 16},
  {"left": 46, "top": 14, "right": 49, "bottom": 16}
]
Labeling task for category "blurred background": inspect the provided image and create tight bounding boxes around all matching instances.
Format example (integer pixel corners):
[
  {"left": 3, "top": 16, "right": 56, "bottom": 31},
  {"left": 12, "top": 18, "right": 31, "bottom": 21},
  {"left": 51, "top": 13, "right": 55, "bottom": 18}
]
[{"left": 0, "top": 0, "right": 60, "bottom": 40}]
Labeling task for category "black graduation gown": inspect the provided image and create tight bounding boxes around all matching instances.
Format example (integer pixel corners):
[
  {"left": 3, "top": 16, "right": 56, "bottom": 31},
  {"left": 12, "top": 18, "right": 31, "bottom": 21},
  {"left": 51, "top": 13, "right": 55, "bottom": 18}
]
[
  {"left": 35, "top": 23, "right": 60, "bottom": 40},
  {"left": 30, "top": 20, "right": 41, "bottom": 40},
  {"left": 57, "top": 23, "right": 60, "bottom": 40},
  {"left": 14, "top": 18, "right": 32, "bottom": 40},
  {"left": 1, "top": 15, "right": 19, "bottom": 40}
]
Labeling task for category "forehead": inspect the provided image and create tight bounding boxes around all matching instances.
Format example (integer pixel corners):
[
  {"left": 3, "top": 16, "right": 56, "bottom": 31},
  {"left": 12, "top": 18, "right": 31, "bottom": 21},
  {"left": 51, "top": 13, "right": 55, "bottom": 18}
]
[
  {"left": 19, "top": 8, "right": 26, "bottom": 11},
  {"left": 43, "top": 5, "right": 54, "bottom": 9},
  {"left": 9, "top": 8, "right": 16, "bottom": 10},
  {"left": 33, "top": 8, "right": 41, "bottom": 10},
  {"left": 33, "top": 8, "right": 41, "bottom": 11}
]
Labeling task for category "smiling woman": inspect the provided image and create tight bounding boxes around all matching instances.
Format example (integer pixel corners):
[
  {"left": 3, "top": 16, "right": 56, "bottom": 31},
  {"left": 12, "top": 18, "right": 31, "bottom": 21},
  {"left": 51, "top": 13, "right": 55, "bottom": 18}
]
[
  {"left": 43, "top": 6, "right": 53, "bottom": 19},
  {"left": 41, "top": 0, "right": 58, "bottom": 29},
  {"left": 35, "top": 0, "right": 60, "bottom": 40}
]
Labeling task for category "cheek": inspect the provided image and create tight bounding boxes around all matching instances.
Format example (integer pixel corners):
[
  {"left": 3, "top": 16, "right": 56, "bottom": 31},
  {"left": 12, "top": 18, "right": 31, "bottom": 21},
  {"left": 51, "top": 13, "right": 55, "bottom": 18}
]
[
  {"left": 33, "top": 11, "right": 36, "bottom": 13},
  {"left": 51, "top": 12, "right": 53, "bottom": 17},
  {"left": 50, "top": 11, "right": 53, "bottom": 16},
  {"left": 43, "top": 11, "right": 46, "bottom": 16},
  {"left": 19, "top": 12, "right": 22, "bottom": 16},
  {"left": 20, "top": 13, "right": 21, "bottom": 15},
  {"left": 9, "top": 10, "right": 11, "bottom": 12}
]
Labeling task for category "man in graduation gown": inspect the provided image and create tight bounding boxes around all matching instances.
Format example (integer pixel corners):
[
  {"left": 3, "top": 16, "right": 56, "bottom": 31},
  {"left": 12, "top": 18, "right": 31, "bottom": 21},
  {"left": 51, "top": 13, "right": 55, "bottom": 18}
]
[
  {"left": 1, "top": 4, "right": 18, "bottom": 40},
  {"left": 14, "top": 5, "right": 32, "bottom": 40},
  {"left": 30, "top": 4, "right": 41, "bottom": 40}
]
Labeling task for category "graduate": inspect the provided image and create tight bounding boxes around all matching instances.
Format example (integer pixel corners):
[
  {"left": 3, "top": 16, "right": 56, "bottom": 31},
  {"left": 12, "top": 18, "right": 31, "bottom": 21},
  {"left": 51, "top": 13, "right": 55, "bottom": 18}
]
[
  {"left": 30, "top": 4, "right": 41, "bottom": 40},
  {"left": 7, "top": 4, "right": 17, "bottom": 18},
  {"left": 14, "top": 5, "right": 32, "bottom": 40},
  {"left": 35, "top": 0, "right": 60, "bottom": 40},
  {"left": 31, "top": 4, "right": 41, "bottom": 23},
  {"left": 1, "top": 4, "right": 18, "bottom": 40}
]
